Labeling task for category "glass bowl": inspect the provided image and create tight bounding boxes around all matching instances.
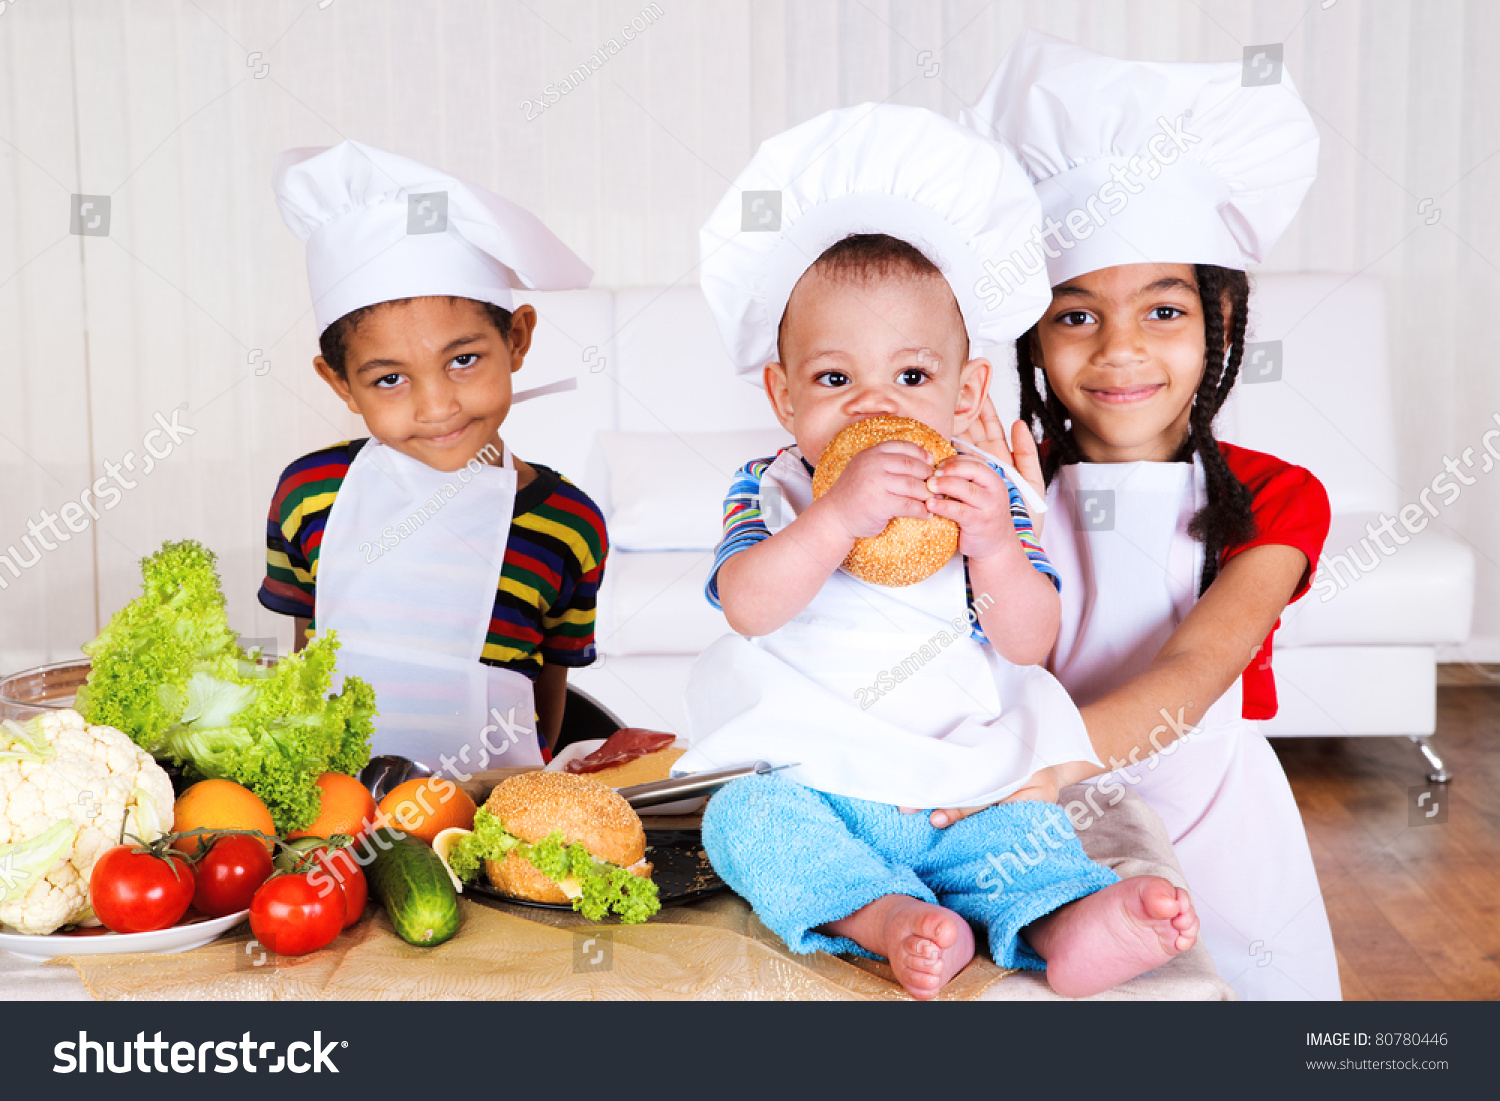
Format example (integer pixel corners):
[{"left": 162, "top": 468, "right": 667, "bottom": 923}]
[{"left": 0, "top": 658, "right": 92, "bottom": 723}]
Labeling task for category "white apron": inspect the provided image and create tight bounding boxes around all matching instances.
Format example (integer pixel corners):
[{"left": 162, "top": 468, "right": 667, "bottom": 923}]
[
  {"left": 1046, "top": 458, "right": 1341, "bottom": 1001},
  {"left": 679, "top": 448, "right": 1101, "bottom": 808},
  {"left": 315, "top": 436, "right": 544, "bottom": 771}
]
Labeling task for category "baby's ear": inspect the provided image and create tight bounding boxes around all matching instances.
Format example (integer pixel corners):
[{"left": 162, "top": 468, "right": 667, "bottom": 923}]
[
  {"left": 763, "top": 361, "right": 796, "bottom": 430},
  {"left": 952, "top": 356, "right": 992, "bottom": 434}
]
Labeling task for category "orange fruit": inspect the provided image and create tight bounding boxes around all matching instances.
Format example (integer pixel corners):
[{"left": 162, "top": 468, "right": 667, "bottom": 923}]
[
  {"left": 287, "top": 772, "right": 378, "bottom": 841},
  {"left": 171, "top": 779, "right": 276, "bottom": 852},
  {"left": 376, "top": 777, "right": 476, "bottom": 846}
]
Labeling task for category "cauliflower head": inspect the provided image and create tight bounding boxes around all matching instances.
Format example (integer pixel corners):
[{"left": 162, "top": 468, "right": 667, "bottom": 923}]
[{"left": 0, "top": 709, "right": 175, "bottom": 935}]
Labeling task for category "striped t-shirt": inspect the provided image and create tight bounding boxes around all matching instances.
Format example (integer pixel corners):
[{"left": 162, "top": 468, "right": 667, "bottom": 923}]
[
  {"left": 258, "top": 439, "right": 607, "bottom": 680},
  {"left": 705, "top": 449, "right": 1059, "bottom": 640}
]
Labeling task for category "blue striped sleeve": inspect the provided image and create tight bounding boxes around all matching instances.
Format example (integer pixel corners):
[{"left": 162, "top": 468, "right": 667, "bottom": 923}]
[
  {"left": 705, "top": 455, "right": 780, "bottom": 610},
  {"left": 964, "top": 465, "right": 1059, "bottom": 643}
]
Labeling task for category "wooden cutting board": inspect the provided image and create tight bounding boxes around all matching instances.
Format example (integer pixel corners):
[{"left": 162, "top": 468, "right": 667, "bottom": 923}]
[{"left": 456, "top": 767, "right": 541, "bottom": 806}]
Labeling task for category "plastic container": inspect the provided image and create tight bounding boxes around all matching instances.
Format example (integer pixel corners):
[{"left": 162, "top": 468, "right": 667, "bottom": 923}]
[{"left": 0, "top": 658, "right": 91, "bottom": 723}]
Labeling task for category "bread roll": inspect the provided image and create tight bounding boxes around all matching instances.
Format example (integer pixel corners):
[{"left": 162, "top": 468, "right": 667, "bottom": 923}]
[
  {"left": 812, "top": 415, "right": 959, "bottom": 586},
  {"left": 481, "top": 770, "right": 652, "bottom": 904}
]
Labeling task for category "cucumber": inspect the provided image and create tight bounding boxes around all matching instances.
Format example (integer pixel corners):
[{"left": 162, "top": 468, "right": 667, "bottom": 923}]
[{"left": 366, "top": 828, "right": 462, "bottom": 946}]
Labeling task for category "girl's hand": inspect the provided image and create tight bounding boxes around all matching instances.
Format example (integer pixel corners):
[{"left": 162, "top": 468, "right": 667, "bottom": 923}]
[
  {"left": 820, "top": 440, "right": 934, "bottom": 541},
  {"left": 924, "top": 454, "right": 1017, "bottom": 562},
  {"left": 958, "top": 398, "right": 1046, "bottom": 536}
]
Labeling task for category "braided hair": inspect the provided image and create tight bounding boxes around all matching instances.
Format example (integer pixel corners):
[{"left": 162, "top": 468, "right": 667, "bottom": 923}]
[{"left": 1016, "top": 264, "right": 1256, "bottom": 595}]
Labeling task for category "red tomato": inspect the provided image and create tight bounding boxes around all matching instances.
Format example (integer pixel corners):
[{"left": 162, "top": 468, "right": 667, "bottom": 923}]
[
  {"left": 312, "top": 846, "right": 367, "bottom": 929},
  {"left": 249, "top": 872, "right": 345, "bottom": 956},
  {"left": 90, "top": 846, "right": 196, "bottom": 934},
  {"left": 192, "top": 835, "right": 275, "bottom": 917}
]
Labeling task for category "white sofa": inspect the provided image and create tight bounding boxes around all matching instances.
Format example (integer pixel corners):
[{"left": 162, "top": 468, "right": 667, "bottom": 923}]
[{"left": 504, "top": 275, "right": 1474, "bottom": 777}]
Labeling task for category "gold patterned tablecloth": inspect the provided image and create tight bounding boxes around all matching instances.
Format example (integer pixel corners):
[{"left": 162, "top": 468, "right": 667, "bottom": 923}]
[{"left": 50, "top": 787, "right": 1235, "bottom": 1002}]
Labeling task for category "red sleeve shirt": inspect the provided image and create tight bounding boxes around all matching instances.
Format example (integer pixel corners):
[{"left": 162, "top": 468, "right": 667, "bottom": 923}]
[{"left": 1218, "top": 442, "right": 1332, "bottom": 720}]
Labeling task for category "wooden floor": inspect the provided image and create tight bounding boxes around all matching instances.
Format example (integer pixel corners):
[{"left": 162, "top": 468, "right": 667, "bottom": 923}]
[{"left": 1273, "top": 685, "right": 1500, "bottom": 1000}]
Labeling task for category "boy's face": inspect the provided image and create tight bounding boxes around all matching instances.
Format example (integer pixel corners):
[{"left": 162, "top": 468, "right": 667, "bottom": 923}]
[
  {"left": 1029, "top": 263, "right": 1208, "bottom": 463},
  {"left": 766, "top": 266, "right": 988, "bottom": 466},
  {"left": 316, "top": 296, "right": 536, "bottom": 473}
]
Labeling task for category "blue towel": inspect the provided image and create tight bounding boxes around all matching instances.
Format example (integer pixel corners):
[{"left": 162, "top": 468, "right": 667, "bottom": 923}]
[{"left": 702, "top": 773, "right": 1119, "bottom": 970}]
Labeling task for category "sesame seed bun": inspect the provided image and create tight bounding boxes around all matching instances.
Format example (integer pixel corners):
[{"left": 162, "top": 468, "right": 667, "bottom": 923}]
[
  {"left": 812, "top": 415, "right": 959, "bottom": 587},
  {"left": 481, "top": 770, "right": 650, "bottom": 903}
]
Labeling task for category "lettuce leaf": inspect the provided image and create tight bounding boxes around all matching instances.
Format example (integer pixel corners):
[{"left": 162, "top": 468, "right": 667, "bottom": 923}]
[
  {"left": 79, "top": 539, "right": 375, "bottom": 833},
  {"left": 452, "top": 807, "right": 660, "bottom": 923}
]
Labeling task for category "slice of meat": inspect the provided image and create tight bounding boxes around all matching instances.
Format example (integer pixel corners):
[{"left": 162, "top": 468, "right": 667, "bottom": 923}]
[{"left": 564, "top": 728, "right": 677, "bottom": 774}]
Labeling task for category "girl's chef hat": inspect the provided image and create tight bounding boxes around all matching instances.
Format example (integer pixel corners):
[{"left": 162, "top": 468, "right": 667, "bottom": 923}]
[
  {"left": 699, "top": 103, "right": 1052, "bottom": 375},
  {"left": 961, "top": 30, "right": 1319, "bottom": 285},
  {"left": 274, "top": 140, "right": 592, "bottom": 334}
]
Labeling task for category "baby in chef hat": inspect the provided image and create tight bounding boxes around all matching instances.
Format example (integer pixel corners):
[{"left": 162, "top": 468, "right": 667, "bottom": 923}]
[
  {"left": 258, "top": 141, "right": 606, "bottom": 770},
  {"left": 677, "top": 104, "right": 1198, "bottom": 999}
]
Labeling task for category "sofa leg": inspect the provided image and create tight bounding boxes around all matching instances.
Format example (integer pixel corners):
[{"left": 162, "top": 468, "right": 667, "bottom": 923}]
[{"left": 1410, "top": 736, "right": 1451, "bottom": 783}]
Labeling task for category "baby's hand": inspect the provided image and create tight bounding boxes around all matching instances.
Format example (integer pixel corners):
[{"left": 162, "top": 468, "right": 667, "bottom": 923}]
[
  {"left": 924, "top": 454, "right": 1017, "bottom": 561},
  {"left": 820, "top": 440, "right": 935, "bottom": 541}
]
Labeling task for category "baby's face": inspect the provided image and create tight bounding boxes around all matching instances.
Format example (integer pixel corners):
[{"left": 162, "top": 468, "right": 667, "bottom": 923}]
[
  {"left": 767, "top": 266, "right": 985, "bottom": 465},
  {"left": 317, "top": 296, "right": 523, "bottom": 473}
]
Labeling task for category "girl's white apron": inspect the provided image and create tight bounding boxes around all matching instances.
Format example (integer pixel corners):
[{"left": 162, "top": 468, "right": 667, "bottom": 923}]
[
  {"left": 1046, "top": 458, "right": 1341, "bottom": 1001},
  {"left": 680, "top": 447, "right": 1101, "bottom": 809},
  {"left": 315, "top": 437, "right": 544, "bottom": 771}
]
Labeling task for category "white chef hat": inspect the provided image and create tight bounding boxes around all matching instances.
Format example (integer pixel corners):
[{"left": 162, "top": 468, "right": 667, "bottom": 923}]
[
  {"left": 699, "top": 103, "right": 1051, "bottom": 375},
  {"left": 274, "top": 140, "right": 592, "bottom": 334},
  {"left": 960, "top": 30, "right": 1319, "bottom": 285}
]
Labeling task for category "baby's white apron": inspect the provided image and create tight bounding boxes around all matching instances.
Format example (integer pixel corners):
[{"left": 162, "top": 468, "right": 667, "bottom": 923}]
[
  {"left": 679, "top": 448, "right": 1101, "bottom": 809},
  {"left": 1046, "top": 458, "right": 1341, "bottom": 1001},
  {"left": 315, "top": 437, "right": 544, "bottom": 771}
]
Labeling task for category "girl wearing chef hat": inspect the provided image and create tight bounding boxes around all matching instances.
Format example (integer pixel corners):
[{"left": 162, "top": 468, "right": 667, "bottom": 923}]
[
  {"left": 681, "top": 103, "right": 1202, "bottom": 1001},
  {"left": 258, "top": 141, "right": 606, "bottom": 773},
  {"left": 952, "top": 31, "right": 1337, "bottom": 1001}
]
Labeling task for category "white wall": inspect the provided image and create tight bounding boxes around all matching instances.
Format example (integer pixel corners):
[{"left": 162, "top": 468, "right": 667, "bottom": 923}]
[{"left": 2, "top": 0, "right": 1498, "bottom": 671}]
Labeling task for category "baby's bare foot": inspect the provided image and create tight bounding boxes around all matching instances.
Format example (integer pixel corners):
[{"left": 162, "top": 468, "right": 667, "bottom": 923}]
[
  {"left": 1025, "top": 876, "right": 1197, "bottom": 999},
  {"left": 823, "top": 895, "right": 975, "bottom": 1000}
]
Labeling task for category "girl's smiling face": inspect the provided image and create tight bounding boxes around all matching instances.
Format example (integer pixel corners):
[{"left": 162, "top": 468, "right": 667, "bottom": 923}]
[
  {"left": 316, "top": 296, "right": 534, "bottom": 472},
  {"left": 1031, "top": 263, "right": 1209, "bottom": 463},
  {"left": 766, "top": 266, "right": 987, "bottom": 465}
]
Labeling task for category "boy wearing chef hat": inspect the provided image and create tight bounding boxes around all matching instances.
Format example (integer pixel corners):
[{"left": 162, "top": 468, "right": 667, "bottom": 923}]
[
  {"left": 959, "top": 31, "right": 1337, "bottom": 1001},
  {"left": 678, "top": 104, "right": 1200, "bottom": 1000},
  {"left": 257, "top": 140, "right": 606, "bottom": 772}
]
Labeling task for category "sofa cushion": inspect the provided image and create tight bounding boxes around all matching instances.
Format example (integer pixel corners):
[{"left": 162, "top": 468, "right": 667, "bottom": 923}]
[
  {"left": 596, "top": 550, "right": 729, "bottom": 656},
  {"left": 1275, "top": 514, "right": 1474, "bottom": 647},
  {"left": 601, "top": 428, "right": 791, "bottom": 551}
]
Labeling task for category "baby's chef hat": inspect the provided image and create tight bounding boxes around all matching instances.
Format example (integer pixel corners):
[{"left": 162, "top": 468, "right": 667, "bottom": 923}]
[
  {"left": 274, "top": 140, "right": 592, "bottom": 334},
  {"left": 699, "top": 104, "right": 1051, "bottom": 374},
  {"left": 961, "top": 30, "right": 1319, "bottom": 285}
]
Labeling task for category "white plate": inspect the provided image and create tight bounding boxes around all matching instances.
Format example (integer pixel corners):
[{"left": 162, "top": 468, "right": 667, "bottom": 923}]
[
  {"left": 547, "top": 738, "right": 705, "bottom": 815},
  {"left": 0, "top": 909, "right": 250, "bottom": 962}
]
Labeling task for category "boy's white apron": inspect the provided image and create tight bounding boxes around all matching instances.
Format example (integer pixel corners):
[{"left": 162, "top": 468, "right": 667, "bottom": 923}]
[
  {"left": 1046, "top": 458, "right": 1341, "bottom": 1001},
  {"left": 315, "top": 437, "right": 544, "bottom": 771},
  {"left": 680, "top": 447, "right": 1101, "bottom": 808}
]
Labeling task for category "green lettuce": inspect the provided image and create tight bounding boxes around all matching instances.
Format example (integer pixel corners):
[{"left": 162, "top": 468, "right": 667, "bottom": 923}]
[
  {"left": 451, "top": 807, "right": 660, "bottom": 924},
  {"left": 78, "top": 539, "right": 376, "bottom": 833}
]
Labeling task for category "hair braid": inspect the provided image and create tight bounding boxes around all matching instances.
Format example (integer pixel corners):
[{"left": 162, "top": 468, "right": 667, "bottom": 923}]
[
  {"left": 1014, "top": 264, "right": 1256, "bottom": 595},
  {"left": 1015, "top": 335, "right": 1085, "bottom": 484},
  {"left": 1177, "top": 265, "right": 1256, "bottom": 594}
]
